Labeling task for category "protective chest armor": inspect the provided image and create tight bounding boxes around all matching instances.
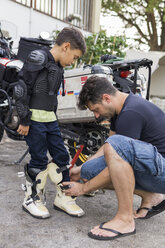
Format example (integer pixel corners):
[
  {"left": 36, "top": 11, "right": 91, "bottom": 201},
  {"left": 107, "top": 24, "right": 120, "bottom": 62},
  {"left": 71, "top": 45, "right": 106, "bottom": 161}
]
[{"left": 24, "top": 49, "right": 64, "bottom": 111}]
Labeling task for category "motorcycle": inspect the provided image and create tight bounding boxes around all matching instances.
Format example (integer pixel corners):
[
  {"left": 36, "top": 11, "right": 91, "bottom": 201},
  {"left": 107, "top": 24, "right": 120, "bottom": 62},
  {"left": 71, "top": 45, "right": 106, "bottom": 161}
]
[
  {"left": 0, "top": 22, "right": 153, "bottom": 166},
  {"left": 100, "top": 54, "right": 152, "bottom": 100},
  {"left": 0, "top": 21, "right": 23, "bottom": 143}
]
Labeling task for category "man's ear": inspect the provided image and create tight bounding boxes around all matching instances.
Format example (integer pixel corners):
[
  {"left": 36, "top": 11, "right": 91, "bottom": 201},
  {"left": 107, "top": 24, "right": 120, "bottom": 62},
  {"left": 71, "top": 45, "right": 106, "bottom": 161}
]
[
  {"left": 102, "top": 94, "right": 111, "bottom": 103},
  {"left": 62, "top": 42, "right": 71, "bottom": 52}
]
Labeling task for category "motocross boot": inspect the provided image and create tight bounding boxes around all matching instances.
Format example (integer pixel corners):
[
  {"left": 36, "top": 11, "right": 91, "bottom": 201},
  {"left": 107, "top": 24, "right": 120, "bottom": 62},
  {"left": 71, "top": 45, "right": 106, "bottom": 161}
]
[
  {"left": 48, "top": 162, "right": 85, "bottom": 217},
  {"left": 22, "top": 164, "right": 50, "bottom": 219}
]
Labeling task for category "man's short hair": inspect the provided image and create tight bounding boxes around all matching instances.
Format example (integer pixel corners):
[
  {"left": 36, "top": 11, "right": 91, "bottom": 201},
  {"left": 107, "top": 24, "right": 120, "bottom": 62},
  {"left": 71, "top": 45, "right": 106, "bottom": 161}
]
[
  {"left": 78, "top": 76, "right": 117, "bottom": 110},
  {"left": 56, "top": 27, "right": 86, "bottom": 55}
]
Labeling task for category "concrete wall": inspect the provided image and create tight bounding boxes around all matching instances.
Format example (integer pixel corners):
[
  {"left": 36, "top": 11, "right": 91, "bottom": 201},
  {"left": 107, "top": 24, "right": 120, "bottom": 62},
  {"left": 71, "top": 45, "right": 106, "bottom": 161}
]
[
  {"left": 151, "top": 55, "right": 165, "bottom": 97},
  {"left": 0, "top": 0, "right": 92, "bottom": 51},
  {"left": 91, "top": 0, "right": 102, "bottom": 33},
  {"left": 126, "top": 49, "right": 165, "bottom": 97}
]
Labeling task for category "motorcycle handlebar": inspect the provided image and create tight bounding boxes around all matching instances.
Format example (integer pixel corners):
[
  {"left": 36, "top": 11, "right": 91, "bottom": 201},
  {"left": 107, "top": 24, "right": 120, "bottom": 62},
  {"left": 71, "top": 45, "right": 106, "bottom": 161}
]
[{"left": 104, "top": 58, "right": 153, "bottom": 71}]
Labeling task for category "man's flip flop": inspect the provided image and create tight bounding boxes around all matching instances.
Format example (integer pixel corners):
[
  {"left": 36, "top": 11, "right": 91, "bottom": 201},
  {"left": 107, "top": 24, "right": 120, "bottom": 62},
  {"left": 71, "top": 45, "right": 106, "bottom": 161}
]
[
  {"left": 88, "top": 223, "right": 136, "bottom": 241},
  {"left": 136, "top": 199, "right": 165, "bottom": 219}
]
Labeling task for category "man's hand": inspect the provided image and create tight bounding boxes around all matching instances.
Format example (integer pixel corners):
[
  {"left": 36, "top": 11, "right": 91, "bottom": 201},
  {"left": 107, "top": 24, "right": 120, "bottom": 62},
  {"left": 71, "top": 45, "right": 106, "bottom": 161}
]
[
  {"left": 17, "top": 124, "right": 29, "bottom": 136},
  {"left": 69, "top": 166, "right": 81, "bottom": 181},
  {"left": 62, "top": 181, "right": 85, "bottom": 196}
]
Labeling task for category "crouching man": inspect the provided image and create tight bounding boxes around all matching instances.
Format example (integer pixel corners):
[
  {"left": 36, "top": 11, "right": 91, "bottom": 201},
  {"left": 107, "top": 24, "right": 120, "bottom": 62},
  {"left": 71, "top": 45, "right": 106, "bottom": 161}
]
[{"left": 62, "top": 76, "right": 165, "bottom": 241}]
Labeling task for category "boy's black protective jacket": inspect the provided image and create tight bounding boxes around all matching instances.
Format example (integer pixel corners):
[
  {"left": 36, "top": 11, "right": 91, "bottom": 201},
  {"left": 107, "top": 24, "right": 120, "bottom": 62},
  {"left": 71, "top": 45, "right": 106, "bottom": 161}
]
[{"left": 18, "top": 47, "right": 64, "bottom": 126}]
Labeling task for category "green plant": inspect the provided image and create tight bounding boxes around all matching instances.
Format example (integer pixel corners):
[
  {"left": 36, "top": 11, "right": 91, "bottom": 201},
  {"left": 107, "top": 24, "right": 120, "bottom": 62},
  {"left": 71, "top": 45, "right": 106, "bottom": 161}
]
[
  {"left": 80, "top": 30, "right": 127, "bottom": 66},
  {"left": 102, "top": 0, "right": 165, "bottom": 51}
]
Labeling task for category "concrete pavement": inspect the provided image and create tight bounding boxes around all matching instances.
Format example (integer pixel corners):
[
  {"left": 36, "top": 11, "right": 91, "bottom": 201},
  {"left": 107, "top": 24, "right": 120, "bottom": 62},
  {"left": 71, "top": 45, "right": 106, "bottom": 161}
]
[{"left": 0, "top": 134, "right": 165, "bottom": 248}]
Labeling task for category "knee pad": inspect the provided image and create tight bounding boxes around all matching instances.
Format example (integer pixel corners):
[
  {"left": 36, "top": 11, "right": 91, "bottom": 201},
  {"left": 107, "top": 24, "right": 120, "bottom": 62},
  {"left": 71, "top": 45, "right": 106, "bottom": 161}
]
[
  {"left": 25, "top": 164, "right": 48, "bottom": 190},
  {"left": 48, "top": 162, "right": 63, "bottom": 184}
]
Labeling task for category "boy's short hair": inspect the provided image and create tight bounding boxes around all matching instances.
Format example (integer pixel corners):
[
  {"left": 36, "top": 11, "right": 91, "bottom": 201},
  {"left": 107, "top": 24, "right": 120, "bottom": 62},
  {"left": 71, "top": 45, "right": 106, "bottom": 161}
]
[{"left": 56, "top": 27, "right": 86, "bottom": 55}]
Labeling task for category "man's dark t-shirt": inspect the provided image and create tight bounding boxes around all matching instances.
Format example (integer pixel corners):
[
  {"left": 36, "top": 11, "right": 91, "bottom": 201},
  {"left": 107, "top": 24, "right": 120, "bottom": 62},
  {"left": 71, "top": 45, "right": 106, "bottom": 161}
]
[{"left": 110, "top": 93, "right": 165, "bottom": 157}]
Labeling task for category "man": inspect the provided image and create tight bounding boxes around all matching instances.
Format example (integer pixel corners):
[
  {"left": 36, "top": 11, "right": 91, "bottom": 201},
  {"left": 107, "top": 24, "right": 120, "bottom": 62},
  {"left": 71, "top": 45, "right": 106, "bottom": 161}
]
[
  {"left": 15, "top": 27, "right": 86, "bottom": 219},
  {"left": 62, "top": 75, "right": 165, "bottom": 240}
]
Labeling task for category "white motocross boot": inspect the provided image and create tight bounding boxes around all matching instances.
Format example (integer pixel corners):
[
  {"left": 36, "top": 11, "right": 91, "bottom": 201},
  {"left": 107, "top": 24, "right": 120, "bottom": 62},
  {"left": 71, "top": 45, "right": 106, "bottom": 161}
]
[
  {"left": 48, "top": 162, "right": 85, "bottom": 217},
  {"left": 54, "top": 184, "right": 85, "bottom": 217},
  {"left": 22, "top": 165, "right": 50, "bottom": 219}
]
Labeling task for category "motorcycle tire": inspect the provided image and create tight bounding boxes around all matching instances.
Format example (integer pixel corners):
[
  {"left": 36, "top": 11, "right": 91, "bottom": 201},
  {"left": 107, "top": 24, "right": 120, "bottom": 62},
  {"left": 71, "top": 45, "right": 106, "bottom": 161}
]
[
  {"left": 68, "top": 124, "right": 109, "bottom": 166},
  {"left": 0, "top": 124, "right": 4, "bottom": 142}
]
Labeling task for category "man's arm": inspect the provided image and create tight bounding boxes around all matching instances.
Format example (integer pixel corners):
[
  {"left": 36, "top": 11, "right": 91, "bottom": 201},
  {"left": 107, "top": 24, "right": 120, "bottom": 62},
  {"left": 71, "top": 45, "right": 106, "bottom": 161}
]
[
  {"left": 109, "top": 130, "right": 116, "bottom": 136},
  {"left": 69, "top": 129, "right": 116, "bottom": 182},
  {"left": 62, "top": 167, "right": 111, "bottom": 196}
]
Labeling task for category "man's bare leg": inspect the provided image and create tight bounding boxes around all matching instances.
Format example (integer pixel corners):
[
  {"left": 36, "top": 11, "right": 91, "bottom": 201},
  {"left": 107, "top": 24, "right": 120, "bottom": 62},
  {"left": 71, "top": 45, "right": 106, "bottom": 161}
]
[
  {"left": 70, "top": 157, "right": 163, "bottom": 219},
  {"left": 134, "top": 190, "right": 163, "bottom": 218},
  {"left": 90, "top": 143, "right": 135, "bottom": 238}
]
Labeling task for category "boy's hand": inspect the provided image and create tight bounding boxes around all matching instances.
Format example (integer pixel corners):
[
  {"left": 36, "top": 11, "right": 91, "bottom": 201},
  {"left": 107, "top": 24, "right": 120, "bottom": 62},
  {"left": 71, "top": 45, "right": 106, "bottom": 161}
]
[{"left": 17, "top": 124, "right": 29, "bottom": 136}]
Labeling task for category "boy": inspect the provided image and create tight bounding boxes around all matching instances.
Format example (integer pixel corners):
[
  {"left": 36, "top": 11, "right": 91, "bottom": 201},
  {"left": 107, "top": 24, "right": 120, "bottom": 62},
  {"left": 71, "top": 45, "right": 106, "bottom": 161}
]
[{"left": 15, "top": 27, "right": 86, "bottom": 219}]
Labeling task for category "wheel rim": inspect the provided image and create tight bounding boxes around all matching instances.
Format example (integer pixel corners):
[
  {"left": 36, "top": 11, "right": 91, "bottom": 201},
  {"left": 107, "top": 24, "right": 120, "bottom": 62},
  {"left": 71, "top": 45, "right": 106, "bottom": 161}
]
[{"left": 70, "top": 127, "right": 108, "bottom": 165}]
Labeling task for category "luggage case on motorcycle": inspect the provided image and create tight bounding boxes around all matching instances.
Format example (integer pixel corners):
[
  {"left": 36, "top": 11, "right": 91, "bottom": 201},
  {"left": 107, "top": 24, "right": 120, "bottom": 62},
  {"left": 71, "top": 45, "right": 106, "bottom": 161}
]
[{"left": 57, "top": 64, "right": 112, "bottom": 123}]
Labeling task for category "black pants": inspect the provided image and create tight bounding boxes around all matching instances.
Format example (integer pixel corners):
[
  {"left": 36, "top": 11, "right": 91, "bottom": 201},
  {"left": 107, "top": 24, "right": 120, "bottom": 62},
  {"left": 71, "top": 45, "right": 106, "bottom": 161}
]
[{"left": 25, "top": 120, "right": 70, "bottom": 181}]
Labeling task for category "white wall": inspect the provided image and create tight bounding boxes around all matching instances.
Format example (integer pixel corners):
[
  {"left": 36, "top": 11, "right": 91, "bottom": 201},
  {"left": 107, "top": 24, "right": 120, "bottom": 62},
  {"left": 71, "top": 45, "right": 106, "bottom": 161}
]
[
  {"left": 126, "top": 49, "right": 165, "bottom": 97},
  {"left": 151, "top": 55, "right": 165, "bottom": 97},
  {"left": 0, "top": 0, "right": 90, "bottom": 50},
  {"left": 91, "top": 0, "right": 102, "bottom": 33}
]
